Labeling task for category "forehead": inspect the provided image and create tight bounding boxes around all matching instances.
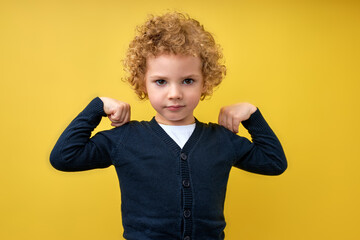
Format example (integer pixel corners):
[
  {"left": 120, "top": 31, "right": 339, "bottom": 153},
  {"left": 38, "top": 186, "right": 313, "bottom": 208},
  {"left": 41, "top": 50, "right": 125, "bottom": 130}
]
[{"left": 146, "top": 54, "right": 202, "bottom": 75}]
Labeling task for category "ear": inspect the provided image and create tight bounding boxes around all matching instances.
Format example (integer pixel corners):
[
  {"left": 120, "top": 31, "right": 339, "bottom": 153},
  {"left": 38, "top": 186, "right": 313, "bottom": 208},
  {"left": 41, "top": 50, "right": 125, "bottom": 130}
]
[{"left": 139, "top": 84, "right": 148, "bottom": 100}]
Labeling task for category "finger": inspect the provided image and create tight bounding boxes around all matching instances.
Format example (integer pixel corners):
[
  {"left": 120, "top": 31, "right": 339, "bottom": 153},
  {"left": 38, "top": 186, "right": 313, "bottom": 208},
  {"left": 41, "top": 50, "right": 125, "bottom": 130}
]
[
  {"left": 109, "top": 107, "right": 122, "bottom": 122},
  {"left": 218, "top": 108, "right": 226, "bottom": 126},
  {"left": 219, "top": 112, "right": 227, "bottom": 128},
  {"left": 111, "top": 117, "right": 125, "bottom": 127},
  {"left": 226, "top": 113, "right": 233, "bottom": 132},
  {"left": 117, "top": 105, "right": 127, "bottom": 123},
  {"left": 111, "top": 106, "right": 130, "bottom": 127},
  {"left": 111, "top": 122, "right": 123, "bottom": 127},
  {"left": 108, "top": 115, "right": 119, "bottom": 126},
  {"left": 120, "top": 104, "right": 131, "bottom": 123},
  {"left": 124, "top": 106, "right": 131, "bottom": 123},
  {"left": 218, "top": 109, "right": 222, "bottom": 125},
  {"left": 232, "top": 117, "right": 240, "bottom": 133}
]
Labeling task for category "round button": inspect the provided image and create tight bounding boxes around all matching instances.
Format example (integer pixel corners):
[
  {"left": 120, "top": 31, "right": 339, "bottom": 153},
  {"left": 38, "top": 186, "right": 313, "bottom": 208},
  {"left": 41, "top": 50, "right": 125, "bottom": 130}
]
[
  {"left": 184, "top": 236, "right": 191, "bottom": 240},
  {"left": 180, "top": 153, "right": 187, "bottom": 160},
  {"left": 183, "top": 209, "right": 191, "bottom": 218},
  {"left": 182, "top": 179, "right": 190, "bottom": 188}
]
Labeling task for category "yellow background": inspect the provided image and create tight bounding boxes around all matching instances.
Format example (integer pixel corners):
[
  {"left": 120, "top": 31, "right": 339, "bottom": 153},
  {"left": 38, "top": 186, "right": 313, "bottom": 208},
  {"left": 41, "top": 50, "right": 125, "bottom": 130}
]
[{"left": 1, "top": 0, "right": 359, "bottom": 239}]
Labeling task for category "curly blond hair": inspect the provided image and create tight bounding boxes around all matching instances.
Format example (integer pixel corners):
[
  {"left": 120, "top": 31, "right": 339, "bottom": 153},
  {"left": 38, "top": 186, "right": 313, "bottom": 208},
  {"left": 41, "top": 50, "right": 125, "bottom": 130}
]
[{"left": 123, "top": 12, "right": 226, "bottom": 100}]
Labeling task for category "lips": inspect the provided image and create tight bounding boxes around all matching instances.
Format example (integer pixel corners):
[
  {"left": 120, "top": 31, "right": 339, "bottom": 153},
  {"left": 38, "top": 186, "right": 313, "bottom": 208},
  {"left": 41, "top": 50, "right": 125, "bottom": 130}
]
[{"left": 166, "top": 105, "right": 185, "bottom": 111}]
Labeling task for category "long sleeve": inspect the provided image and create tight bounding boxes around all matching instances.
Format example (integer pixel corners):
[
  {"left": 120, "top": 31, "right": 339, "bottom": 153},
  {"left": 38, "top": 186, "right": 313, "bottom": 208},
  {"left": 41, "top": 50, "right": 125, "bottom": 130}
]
[
  {"left": 50, "top": 97, "right": 114, "bottom": 171},
  {"left": 230, "top": 108, "right": 287, "bottom": 175}
]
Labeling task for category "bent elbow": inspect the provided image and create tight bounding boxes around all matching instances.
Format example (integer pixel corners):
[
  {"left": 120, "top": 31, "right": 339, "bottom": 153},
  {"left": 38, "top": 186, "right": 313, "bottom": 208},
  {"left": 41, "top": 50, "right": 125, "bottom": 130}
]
[
  {"left": 271, "top": 157, "right": 288, "bottom": 175},
  {"left": 50, "top": 149, "right": 69, "bottom": 171},
  {"left": 273, "top": 163, "right": 287, "bottom": 175}
]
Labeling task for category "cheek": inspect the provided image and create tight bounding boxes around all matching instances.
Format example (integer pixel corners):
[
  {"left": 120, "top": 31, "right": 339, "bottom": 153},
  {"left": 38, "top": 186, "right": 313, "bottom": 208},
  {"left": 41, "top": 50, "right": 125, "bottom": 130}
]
[
  {"left": 187, "top": 89, "right": 202, "bottom": 105},
  {"left": 147, "top": 88, "right": 161, "bottom": 105}
]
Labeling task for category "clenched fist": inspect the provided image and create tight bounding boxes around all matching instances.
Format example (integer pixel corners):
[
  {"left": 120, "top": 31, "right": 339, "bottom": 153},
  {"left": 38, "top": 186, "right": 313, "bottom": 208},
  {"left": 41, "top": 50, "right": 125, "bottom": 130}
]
[
  {"left": 99, "top": 97, "right": 131, "bottom": 127},
  {"left": 218, "top": 102, "right": 257, "bottom": 133}
]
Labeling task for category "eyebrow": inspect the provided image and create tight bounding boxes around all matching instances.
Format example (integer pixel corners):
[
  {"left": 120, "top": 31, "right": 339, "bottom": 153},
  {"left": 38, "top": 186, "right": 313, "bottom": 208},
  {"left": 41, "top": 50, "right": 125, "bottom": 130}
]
[{"left": 147, "top": 74, "right": 202, "bottom": 79}]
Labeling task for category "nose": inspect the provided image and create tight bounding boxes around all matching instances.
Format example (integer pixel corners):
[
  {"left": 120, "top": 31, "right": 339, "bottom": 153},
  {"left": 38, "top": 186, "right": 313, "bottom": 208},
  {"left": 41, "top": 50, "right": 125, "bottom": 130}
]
[{"left": 168, "top": 84, "right": 182, "bottom": 100}]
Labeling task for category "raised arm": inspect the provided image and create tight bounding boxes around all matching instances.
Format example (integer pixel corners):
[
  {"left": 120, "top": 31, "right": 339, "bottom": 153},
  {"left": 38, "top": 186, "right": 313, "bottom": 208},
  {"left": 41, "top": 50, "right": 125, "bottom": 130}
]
[
  {"left": 50, "top": 97, "right": 130, "bottom": 171},
  {"left": 219, "top": 103, "right": 287, "bottom": 175}
]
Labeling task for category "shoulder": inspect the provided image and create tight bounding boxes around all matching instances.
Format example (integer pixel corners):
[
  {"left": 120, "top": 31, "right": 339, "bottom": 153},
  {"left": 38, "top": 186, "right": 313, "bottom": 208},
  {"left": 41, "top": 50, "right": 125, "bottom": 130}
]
[
  {"left": 197, "top": 120, "right": 237, "bottom": 138},
  {"left": 96, "top": 120, "right": 151, "bottom": 139},
  {"left": 194, "top": 121, "right": 246, "bottom": 159},
  {"left": 197, "top": 120, "right": 250, "bottom": 147},
  {"left": 197, "top": 119, "right": 229, "bottom": 131}
]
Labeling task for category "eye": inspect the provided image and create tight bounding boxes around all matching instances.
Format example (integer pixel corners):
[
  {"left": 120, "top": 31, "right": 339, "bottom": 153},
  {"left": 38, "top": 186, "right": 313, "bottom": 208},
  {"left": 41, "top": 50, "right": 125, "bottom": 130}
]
[
  {"left": 155, "top": 79, "right": 167, "bottom": 86},
  {"left": 183, "top": 78, "right": 194, "bottom": 85}
]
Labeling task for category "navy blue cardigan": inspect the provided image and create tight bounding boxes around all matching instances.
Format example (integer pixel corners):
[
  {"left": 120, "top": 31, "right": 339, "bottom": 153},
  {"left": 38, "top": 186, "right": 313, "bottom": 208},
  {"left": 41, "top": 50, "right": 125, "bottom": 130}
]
[{"left": 50, "top": 97, "right": 287, "bottom": 240}]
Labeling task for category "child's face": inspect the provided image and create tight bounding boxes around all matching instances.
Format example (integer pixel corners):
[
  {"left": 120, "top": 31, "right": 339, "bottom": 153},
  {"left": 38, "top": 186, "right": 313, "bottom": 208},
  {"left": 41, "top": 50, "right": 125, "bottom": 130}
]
[{"left": 145, "top": 54, "right": 204, "bottom": 125}]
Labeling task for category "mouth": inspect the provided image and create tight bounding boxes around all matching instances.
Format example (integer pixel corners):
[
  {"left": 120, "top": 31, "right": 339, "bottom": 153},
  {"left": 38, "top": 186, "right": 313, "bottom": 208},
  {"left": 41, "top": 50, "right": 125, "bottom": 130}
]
[{"left": 166, "top": 105, "right": 185, "bottom": 111}]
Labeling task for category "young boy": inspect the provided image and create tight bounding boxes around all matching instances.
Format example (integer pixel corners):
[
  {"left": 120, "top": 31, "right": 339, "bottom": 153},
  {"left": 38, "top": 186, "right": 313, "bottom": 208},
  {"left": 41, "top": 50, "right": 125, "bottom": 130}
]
[{"left": 50, "top": 12, "right": 287, "bottom": 240}]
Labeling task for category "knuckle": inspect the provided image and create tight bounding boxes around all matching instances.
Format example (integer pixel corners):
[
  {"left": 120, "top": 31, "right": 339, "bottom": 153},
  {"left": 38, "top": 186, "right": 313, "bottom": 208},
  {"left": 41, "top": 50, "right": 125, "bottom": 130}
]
[
  {"left": 113, "top": 115, "right": 120, "bottom": 121},
  {"left": 116, "top": 104, "right": 123, "bottom": 110}
]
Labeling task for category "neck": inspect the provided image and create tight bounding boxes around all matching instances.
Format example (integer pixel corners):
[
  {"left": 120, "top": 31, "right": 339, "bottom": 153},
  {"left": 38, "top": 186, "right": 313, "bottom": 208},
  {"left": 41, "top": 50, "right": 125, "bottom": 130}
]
[{"left": 155, "top": 115, "right": 195, "bottom": 126}]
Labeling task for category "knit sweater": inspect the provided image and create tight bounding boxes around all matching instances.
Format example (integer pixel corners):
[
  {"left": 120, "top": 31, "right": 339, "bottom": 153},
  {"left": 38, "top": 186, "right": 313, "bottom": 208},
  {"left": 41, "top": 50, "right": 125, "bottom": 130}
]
[{"left": 50, "top": 97, "right": 287, "bottom": 240}]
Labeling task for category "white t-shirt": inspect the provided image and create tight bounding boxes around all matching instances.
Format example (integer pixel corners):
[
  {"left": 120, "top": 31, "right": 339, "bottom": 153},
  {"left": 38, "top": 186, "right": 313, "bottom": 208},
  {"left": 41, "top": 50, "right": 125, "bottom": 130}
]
[{"left": 159, "top": 123, "right": 196, "bottom": 149}]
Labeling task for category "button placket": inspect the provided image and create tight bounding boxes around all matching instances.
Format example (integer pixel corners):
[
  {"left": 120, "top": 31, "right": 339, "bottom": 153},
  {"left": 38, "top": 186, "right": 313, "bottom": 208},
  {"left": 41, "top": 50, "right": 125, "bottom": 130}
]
[{"left": 180, "top": 151, "right": 193, "bottom": 238}]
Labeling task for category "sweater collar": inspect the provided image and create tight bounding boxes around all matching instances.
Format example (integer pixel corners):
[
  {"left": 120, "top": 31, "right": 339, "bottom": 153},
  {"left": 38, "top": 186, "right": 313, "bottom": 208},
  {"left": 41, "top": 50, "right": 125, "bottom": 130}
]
[{"left": 149, "top": 117, "right": 203, "bottom": 155}]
